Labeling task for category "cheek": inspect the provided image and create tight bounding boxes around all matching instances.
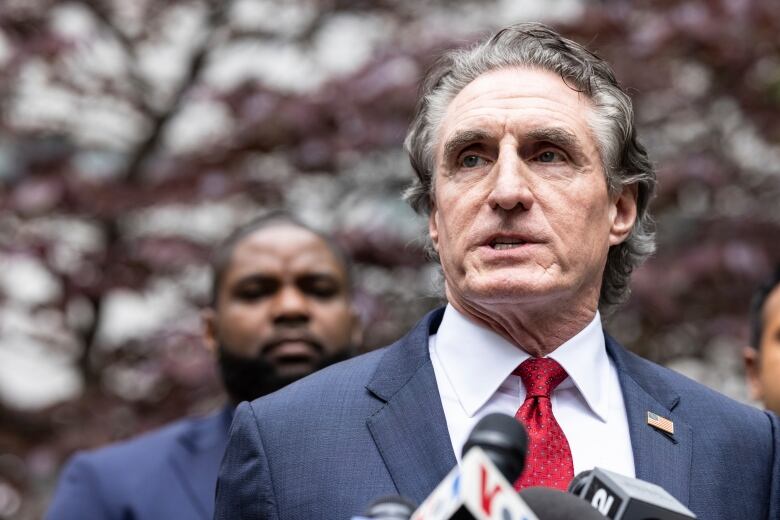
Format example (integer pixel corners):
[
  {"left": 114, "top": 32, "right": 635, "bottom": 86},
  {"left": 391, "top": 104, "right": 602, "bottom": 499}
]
[
  {"left": 438, "top": 219, "right": 462, "bottom": 256},
  {"left": 761, "top": 348, "right": 780, "bottom": 383},
  {"left": 437, "top": 181, "right": 480, "bottom": 228},
  {"left": 220, "top": 305, "right": 269, "bottom": 338},
  {"left": 539, "top": 203, "right": 611, "bottom": 275},
  {"left": 552, "top": 193, "right": 611, "bottom": 242},
  {"left": 756, "top": 342, "right": 780, "bottom": 401},
  {"left": 436, "top": 208, "right": 473, "bottom": 259}
]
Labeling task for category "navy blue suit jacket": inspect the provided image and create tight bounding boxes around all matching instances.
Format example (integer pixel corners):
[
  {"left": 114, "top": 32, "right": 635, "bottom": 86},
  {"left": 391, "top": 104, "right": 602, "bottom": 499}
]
[
  {"left": 46, "top": 407, "right": 232, "bottom": 520},
  {"left": 215, "top": 309, "right": 780, "bottom": 519}
]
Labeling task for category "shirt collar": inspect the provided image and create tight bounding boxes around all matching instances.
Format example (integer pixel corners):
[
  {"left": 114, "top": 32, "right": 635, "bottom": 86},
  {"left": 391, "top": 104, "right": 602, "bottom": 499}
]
[{"left": 433, "top": 304, "right": 610, "bottom": 422}]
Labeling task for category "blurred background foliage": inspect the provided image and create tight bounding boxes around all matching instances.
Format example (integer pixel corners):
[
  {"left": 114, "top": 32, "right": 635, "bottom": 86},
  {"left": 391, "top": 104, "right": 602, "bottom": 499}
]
[{"left": 0, "top": 0, "right": 778, "bottom": 517}]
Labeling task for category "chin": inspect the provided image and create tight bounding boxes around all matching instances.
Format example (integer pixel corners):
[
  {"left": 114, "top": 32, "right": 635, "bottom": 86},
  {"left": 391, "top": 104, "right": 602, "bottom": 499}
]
[{"left": 462, "top": 274, "right": 557, "bottom": 304}]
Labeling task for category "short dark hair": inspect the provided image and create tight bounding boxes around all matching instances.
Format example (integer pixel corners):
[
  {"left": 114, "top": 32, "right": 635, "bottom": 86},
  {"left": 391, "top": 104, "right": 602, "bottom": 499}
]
[
  {"left": 209, "top": 210, "right": 353, "bottom": 307},
  {"left": 749, "top": 266, "right": 780, "bottom": 350},
  {"left": 403, "top": 22, "right": 656, "bottom": 313}
]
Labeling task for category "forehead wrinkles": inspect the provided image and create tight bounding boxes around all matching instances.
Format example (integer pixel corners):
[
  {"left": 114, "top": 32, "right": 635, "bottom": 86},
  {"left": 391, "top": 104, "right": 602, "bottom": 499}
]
[
  {"left": 434, "top": 78, "right": 603, "bottom": 176},
  {"left": 437, "top": 75, "right": 594, "bottom": 144}
]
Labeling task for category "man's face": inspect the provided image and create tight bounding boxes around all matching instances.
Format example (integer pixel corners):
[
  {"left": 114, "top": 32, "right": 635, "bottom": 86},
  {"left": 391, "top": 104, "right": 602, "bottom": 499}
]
[
  {"left": 745, "top": 285, "right": 780, "bottom": 414},
  {"left": 429, "top": 67, "right": 636, "bottom": 312},
  {"left": 204, "top": 224, "right": 360, "bottom": 392}
]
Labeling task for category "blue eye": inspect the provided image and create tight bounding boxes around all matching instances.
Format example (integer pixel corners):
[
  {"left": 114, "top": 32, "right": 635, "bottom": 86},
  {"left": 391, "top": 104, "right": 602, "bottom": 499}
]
[
  {"left": 462, "top": 155, "right": 483, "bottom": 168},
  {"left": 537, "top": 151, "right": 561, "bottom": 163}
]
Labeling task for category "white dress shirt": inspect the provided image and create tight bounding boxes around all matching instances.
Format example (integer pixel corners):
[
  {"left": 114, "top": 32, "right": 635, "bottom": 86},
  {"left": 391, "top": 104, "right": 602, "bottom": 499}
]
[{"left": 429, "top": 304, "right": 635, "bottom": 478}]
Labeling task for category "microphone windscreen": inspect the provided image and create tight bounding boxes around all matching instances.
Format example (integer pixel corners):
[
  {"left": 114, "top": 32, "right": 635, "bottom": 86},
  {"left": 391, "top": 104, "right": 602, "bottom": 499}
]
[
  {"left": 364, "top": 495, "right": 416, "bottom": 519},
  {"left": 462, "top": 413, "right": 528, "bottom": 482},
  {"left": 519, "top": 486, "right": 608, "bottom": 520}
]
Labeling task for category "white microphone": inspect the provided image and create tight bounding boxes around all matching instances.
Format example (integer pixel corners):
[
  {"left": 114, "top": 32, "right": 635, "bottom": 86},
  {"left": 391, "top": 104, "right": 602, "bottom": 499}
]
[{"left": 410, "top": 444, "right": 539, "bottom": 520}]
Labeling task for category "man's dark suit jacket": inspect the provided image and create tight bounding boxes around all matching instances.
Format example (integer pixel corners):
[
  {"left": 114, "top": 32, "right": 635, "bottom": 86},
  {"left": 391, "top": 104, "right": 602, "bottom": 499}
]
[
  {"left": 215, "top": 309, "right": 780, "bottom": 519},
  {"left": 46, "top": 407, "right": 232, "bottom": 520}
]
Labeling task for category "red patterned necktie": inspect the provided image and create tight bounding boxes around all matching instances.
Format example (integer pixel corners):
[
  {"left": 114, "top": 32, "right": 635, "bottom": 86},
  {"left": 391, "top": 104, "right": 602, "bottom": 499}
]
[{"left": 513, "top": 357, "right": 574, "bottom": 491}]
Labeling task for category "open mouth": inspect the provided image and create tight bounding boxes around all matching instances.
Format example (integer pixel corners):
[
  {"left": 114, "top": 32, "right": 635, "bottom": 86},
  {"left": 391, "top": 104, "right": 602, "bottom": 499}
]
[{"left": 489, "top": 238, "right": 528, "bottom": 250}]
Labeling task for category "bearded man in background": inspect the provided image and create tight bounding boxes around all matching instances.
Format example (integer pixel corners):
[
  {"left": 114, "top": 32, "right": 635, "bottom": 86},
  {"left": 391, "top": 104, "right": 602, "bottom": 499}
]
[{"left": 47, "top": 212, "right": 362, "bottom": 520}]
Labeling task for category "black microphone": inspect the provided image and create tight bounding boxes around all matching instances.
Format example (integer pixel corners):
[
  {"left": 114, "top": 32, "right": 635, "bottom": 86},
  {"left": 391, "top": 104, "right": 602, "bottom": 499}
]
[
  {"left": 519, "top": 487, "right": 608, "bottom": 520},
  {"left": 567, "top": 467, "right": 696, "bottom": 519},
  {"left": 462, "top": 412, "right": 528, "bottom": 482},
  {"left": 410, "top": 413, "right": 538, "bottom": 519},
  {"left": 356, "top": 496, "right": 417, "bottom": 519}
]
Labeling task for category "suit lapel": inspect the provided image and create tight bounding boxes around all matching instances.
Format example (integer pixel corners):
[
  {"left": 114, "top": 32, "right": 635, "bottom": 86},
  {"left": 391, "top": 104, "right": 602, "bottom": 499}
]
[
  {"left": 362, "top": 313, "right": 694, "bottom": 507},
  {"left": 169, "top": 407, "right": 232, "bottom": 520},
  {"left": 366, "top": 308, "right": 457, "bottom": 505},
  {"left": 606, "top": 336, "right": 692, "bottom": 506}
]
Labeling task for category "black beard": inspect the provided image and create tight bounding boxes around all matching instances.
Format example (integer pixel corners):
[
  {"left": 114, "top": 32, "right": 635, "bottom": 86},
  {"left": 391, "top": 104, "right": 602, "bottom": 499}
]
[{"left": 216, "top": 345, "right": 354, "bottom": 404}]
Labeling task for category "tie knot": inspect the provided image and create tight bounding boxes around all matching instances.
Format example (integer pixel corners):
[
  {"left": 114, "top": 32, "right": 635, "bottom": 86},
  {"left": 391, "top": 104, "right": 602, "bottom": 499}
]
[{"left": 513, "top": 357, "right": 567, "bottom": 398}]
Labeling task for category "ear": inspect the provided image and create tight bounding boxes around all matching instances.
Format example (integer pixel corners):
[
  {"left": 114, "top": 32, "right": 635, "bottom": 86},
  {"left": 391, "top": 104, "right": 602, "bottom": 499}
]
[
  {"left": 743, "top": 346, "right": 764, "bottom": 402},
  {"left": 202, "top": 308, "right": 219, "bottom": 356},
  {"left": 608, "top": 184, "right": 638, "bottom": 246},
  {"left": 428, "top": 201, "right": 440, "bottom": 253}
]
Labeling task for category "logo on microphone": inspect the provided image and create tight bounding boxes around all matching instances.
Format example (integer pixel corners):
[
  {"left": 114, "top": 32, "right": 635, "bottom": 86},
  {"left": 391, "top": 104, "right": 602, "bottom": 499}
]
[
  {"left": 411, "top": 447, "right": 538, "bottom": 520},
  {"left": 591, "top": 489, "right": 614, "bottom": 515},
  {"left": 582, "top": 477, "right": 622, "bottom": 517},
  {"left": 478, "top": 463, "right": 529, "bottom": 519}
]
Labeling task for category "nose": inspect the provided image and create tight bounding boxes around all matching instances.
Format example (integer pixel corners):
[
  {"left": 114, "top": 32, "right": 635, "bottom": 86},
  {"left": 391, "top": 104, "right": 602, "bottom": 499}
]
[
  {"left": 487, "top": 147, "right": 534, "bottom": 212},
  {"left": 270, "top": 285, "right": 310, "bottom": 326}
]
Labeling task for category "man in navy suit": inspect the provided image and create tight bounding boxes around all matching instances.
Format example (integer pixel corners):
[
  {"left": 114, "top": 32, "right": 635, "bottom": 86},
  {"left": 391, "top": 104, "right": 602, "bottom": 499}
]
[
  {"left": 215, "top": 23, "right": 780, "bottom": 520},
  {"left": 744, "top": 267, "right": 780, "bottom": 415},
  {"left": 45, "top": 212, "right": 362, "bottom": 520}
]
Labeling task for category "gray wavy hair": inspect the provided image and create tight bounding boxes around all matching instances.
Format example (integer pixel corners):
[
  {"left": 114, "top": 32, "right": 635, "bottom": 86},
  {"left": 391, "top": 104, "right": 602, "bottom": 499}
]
[{"left": 403, "top": 22, "right": 656, "bottom": 312}]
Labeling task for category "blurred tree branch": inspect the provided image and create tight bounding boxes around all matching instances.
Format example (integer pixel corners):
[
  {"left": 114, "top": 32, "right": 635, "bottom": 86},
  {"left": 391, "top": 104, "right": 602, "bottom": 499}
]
[
  {"left": 67, "top": 0, "right": 234, "bottom": 384},
  {"left": 1, "top": 3, "right": 780, "bottom": 517}
]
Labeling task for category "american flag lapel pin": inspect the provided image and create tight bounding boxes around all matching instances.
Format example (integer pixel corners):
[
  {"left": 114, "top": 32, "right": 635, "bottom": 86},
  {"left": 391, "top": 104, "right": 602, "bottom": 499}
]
[{"left": 647, "top": 411, "right": 674, "bottom": 435}]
